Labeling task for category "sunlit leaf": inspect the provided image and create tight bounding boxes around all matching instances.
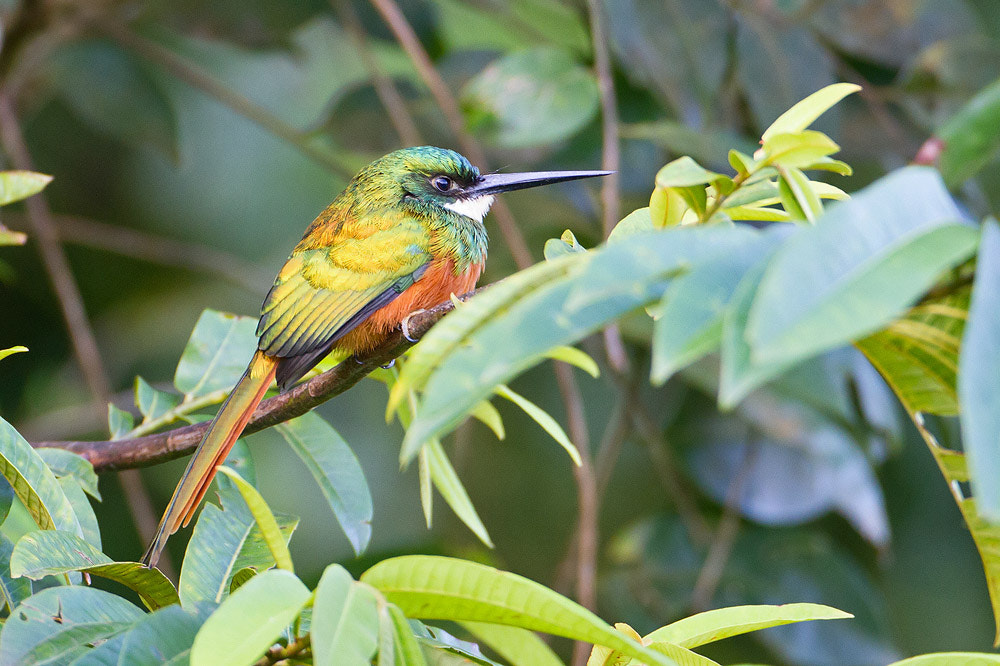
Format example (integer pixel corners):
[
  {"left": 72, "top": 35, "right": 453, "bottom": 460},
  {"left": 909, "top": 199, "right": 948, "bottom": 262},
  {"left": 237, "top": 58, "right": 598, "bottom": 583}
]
[
  {"left": 0, "top": 172, "right": 52, "bottom": 207},
  {"left": 174, "top": 309, "right": 258, "bottom": 398},
  {"left": 469, "top": 401, "right": 505, "bottom": 440},
  {"left": 10, "top": 529, "right": 179, "bottom": 610},
  {"left": 761, "top": 83, "right": 861, "bottom": 141},
  {"left": 361, "top": 555, "right": 680, "bottom": 666},
  {"left": 190, "top": 569, "right": 310, "bottom": 666},
  {"left": 777, "top": 166, "right": 823, "bottom": 223},
  {"left": 0, "top": 345, "right": 28, "bottom": 362},
  {"left": 216, "top": 466, "right": 294, "bottom": 572},
  {"left": 275, "top": 411, "right": 372, "bottom": 555},
  {"left": 888, "top": 655, "right": 1000, "bottom": 666},
  {"left": 461, "top": 622, "right": 564, "bottom": 666},
  {"left": 655, "top": 157, "right": 724, "bottom": 188},
  {"left": 311, "top": 564, "right": 379, "bottom": 666},
  {"left": 389, "top": 603, "right": 428, "bottom": 666},
  {"left": 759, "top": 131, "right": 840, "bottom": 169},
  {"left": 495, "top": 385, "right": 580, "bottom": 466}
]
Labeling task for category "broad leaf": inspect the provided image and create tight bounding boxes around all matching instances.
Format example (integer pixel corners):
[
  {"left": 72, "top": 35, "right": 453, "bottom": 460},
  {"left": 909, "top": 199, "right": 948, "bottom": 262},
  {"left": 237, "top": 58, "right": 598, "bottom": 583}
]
[
  {"left": 190, "top": 569, "right": 311, "bottom": 666},
  {"left": 11, "top": 530, "right": 179, "bottom": 610},
  {"left": 173, "top": 309, "right": 258, "bottom": 398},
  {"left": 312, "top": 564, "right": 379, "bottom": 666},
  {"left": 216, "top": 466, "right": 294, "bottom": 572},
  {"left": 761, "top": 83, "right": 861, "bottom": 141},
  {"left": 108, "top": 403, "right": 134, "bottom": 439},
  {"left": 0, "top": 535, "right": 31, "bottom": 614},
  {"left": 275, "top": 412, "right": 372, "bottom": 555},
  {"left": 0, "top": 172, "right": 52, "bottom": 207},
  {"left": 58, "top": 477, "right": 101, "bottom": 549},
  {"left": 0, "top": 418, "right": 83, "bottom": 537},
  {"left": 36, "top": 449, "right": 100, "bottom": 500},
  {"left": 115, "top": 605, "right": 203, "bottom": 666},
  {"left": 959, "top": 220, "right": 1000, "bottom": 521},
  {"left": 461, "top": 622, "right": 564, "bottom": 666},
  {"left": 135, "top": 376, "right": 181, "bottom": 422},
  {"left": 746, "top": 167, "right": 977, "bottom": 369},
  {"left": 655, "top": 157, "right": 723, "bottom": 188},
  {"left": 935, "top": 78, "right": 1000, "bottom": 185},
  {"left": 0, "top": 586, "right": 142, "bottom": 666},
  {"left": 362, "top": 555, "right": 680, "bottom": 666}
]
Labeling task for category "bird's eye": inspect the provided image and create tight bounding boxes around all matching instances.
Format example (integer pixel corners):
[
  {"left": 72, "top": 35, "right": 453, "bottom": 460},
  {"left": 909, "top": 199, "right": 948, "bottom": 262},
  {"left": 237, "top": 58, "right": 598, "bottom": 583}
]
[{"left": 431, "top": 176, "right": 454, "bottom": 193}]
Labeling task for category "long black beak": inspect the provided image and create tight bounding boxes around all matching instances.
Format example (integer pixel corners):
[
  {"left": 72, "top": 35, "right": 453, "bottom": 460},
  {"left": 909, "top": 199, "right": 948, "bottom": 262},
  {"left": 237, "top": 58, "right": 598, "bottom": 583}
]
[{"left": 465, "top": 170, "right": 613, "bottom": 197}]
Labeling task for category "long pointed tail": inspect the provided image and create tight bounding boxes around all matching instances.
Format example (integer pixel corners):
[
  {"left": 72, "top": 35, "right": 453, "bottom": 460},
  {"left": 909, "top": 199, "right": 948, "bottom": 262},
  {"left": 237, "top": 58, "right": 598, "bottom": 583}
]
[{"left": 142, "top": 350, "right": 277, "bottom": 567}]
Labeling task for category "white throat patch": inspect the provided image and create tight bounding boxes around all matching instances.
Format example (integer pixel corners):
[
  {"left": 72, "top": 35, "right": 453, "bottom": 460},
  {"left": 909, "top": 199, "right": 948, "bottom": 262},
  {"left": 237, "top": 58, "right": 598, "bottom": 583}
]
[{"left": 443, "top": 195, "right": 496, "bottom": 223}]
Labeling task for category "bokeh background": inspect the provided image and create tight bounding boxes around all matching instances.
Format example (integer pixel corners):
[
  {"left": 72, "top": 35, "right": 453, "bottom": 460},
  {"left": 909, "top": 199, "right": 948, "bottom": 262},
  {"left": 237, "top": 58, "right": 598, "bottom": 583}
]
[{"left": 1, "top": 1, "right": 998, "bottom": 663}]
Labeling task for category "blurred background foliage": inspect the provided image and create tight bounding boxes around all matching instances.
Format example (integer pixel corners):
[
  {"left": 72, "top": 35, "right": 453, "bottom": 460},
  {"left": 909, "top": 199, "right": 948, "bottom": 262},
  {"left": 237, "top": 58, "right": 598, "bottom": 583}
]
[{"left": 0, "top": 0, "right": 999, "bottom": 663}]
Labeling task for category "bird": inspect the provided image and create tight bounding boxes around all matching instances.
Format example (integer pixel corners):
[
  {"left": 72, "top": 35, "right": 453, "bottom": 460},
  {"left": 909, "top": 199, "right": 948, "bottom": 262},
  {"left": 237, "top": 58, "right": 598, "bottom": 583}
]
[{"left": 141, "top": 146, "right": 610, "bottom": 567}]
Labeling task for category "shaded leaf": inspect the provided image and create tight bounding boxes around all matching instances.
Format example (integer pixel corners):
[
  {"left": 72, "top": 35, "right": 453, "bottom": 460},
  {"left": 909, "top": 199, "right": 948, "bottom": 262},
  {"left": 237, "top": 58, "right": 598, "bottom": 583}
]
[
  {"left": 36, "top": 449, "right": 100, "bottom": 500},
  {"left": 59, "top": 477, "right": 101, "bottom": 549},
  {"left": 190, "top": 569, "right": 310, "bottom": 666},
  {"left": 107, "top": 404, "right": 134, "bottom": 440},
  {"left": 216, "top": 466, "right": 294, "bottom": 572},
  {"left": 10, "top": 530, "right": 180, "bottom": 610},
  {"left": 0, "top": 534, "right": 31, "bottom": 614},
  {"left": 495, "top": 385, "right": 580, "bottom": 466},
  {"left": 312, "top": 564, "right": 379, "bottom": 666},
  {"left": 116, "top": 604, "right": 203, "bottom": 666},
  {"left": 936, "top": 78, "right": 1000, "bottom": 185},
  {"left": 425, "top": 439, "right": 492, "bottom": 548},
  {"left": 134, "top": 376, "right": 181, "bottom": 422},
  {"left": 275, "top": 411, "right": 372, "bottom": 555},
  {"left": 461, "top": 621, "right": 564, "bottom": 666},
  {"left": 173, "top": 309, "right": 258, "bottom": 398},
  {"left": 229, "top": 566, "right": 257, "bottom": 594}
]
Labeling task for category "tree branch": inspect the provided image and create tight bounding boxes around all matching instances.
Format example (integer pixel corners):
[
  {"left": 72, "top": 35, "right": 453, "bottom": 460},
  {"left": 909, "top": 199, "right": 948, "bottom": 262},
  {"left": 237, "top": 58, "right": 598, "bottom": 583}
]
[{"left": 32, "top": 293, "right": 478, "bottom": 471}]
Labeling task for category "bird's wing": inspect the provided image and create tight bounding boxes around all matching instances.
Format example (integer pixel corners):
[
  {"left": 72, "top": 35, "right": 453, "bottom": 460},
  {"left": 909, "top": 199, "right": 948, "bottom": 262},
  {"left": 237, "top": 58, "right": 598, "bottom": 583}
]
[{"left": 257, "top": 236, "right": 430, "bottom": 388}]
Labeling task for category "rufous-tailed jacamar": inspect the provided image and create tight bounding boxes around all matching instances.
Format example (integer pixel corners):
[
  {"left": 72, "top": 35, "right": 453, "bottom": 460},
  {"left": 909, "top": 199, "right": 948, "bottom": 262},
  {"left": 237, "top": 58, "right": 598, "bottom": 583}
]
[{"left": 142, "top": 146, "right": 609, "bottom": 567}]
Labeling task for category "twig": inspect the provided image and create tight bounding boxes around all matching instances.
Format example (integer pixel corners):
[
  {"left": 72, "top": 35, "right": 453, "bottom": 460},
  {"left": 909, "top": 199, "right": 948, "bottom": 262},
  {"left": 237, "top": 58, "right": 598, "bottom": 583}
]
[
  {"left": 6, "top": 212, "right": 269, "bottom": 292},
  {"left": 254, "top": 634, "right": 311, "bottom": 666},
  {"left": 368, "top": 0, "right": 535, "bottom": 270},
  {"left": 89, "top": 16, "right": 358, "bottom": 180},
  {"left": 33, "top": 291, "right": 482, "bottom": 470},
  {"left": 329, "top": 0, "right": 421, "bottom": 147}
]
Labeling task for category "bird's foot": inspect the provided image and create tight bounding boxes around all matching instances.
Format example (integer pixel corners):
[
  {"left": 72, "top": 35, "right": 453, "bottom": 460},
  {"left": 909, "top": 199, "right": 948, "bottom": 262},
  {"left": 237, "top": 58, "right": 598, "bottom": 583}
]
[
  {"left": 353, "top": 352, "right": 364, "bottom": 365},
  {"left": 401, "top": 309, "right": 427, "bottom": 343},
  {"left": 380, "top": 359, "right": 396, "bottom": 369}
]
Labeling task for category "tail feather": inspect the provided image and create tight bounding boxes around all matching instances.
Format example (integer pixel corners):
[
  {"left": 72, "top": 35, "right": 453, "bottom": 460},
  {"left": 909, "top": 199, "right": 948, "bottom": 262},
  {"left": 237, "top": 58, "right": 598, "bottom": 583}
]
[{"left": 142, "top": 351, "right": 276, "bottom": 568}]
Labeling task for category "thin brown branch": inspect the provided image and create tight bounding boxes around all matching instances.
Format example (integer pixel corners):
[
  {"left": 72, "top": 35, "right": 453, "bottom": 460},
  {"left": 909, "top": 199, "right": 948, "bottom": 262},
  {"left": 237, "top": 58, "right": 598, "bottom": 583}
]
[
  {"left": 330, "top": 0, "right": 421, "bottom": 147},
  {"left": 6, "top": 212, "right": 269, "bottom": 292},
  {"left": 89, "top": 16, "right": 357, "bottom": 180},
  {"left": 254, "top": 634, "right": 311, "bottom": 666},
  {"left": 368, "top": 0, "right": 534, "bottom": 270},
  {"left": 33, "top": 292, "right": 479, "bottom": 470}
]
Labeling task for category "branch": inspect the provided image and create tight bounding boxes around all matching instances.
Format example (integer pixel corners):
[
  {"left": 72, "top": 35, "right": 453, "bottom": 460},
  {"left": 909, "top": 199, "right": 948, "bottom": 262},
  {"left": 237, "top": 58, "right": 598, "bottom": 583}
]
[{"left": 32, "top": 293, "right": 478, "bottom": 471}]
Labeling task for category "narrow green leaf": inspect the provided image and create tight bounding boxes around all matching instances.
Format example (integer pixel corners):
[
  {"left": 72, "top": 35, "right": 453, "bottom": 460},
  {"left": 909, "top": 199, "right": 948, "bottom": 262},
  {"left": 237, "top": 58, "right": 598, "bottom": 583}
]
[
  {"left": 107, "top": 403, "right": 134, "bottom": 439},
  {"left": 644, "top": 603, "right": 852, "bottom": 648},
  {"left": 275, "top": 411, "right": 372, "bottom": 555},
  {"left": 388, "top": 603, "right": 429, "bottom": 666},
  {"left": 0, "top": 225, "right": 27, "bottom": 246},
  {"left": 173, "top": 309, "right": 258, "bottom": 398},
  {"left": 36, "top": 448, "right": 100, "bottom": 500},
  {"left": 190, "top": 570, "right": 311, "bottom": 666},
  {"left": 418, "top": 445, "right": 433, "bottom": 528},
  {"left": 362, "top": 556, "right": 679, "bottom": 666},
  {"left": 724, "top": 206, "right": 790, "bottom": 222},
  {"left": 888, "top": 655, "right": 1000, "bottom": 666},
  {"left": 495, "top": 385, "right": 580, "bottom": 466},
  {"left": 0, "top": 586, "right": 142, "bottom": 666},
  {"left": 134, "top": 376, "right": 181, "bottom": 422},
  {"left": 778, "top": 166, "right": 823, "bottom": 223},
  {"left": 216, "top": 466, "right": 294, "bottom": 572},
  {"left": 0, "top": 171, "right": 52, "bottom": 206},
  {"left": 179, "top": 488, "right": 298, "bottom": 607},
  {"left": 729, "top": 150, "right": 755, "bottom": 177},
  {"left": 959, "top": 220, "right": 1000, "bottom": 521},
  {"left": 10, "top": 529, "right": 179, "bottom": 610},
  {"left": 0, "top": 419, "right": 83, "bottom": 537},
  {"left": 0, "top": 345, "right": 28, "bottom": 362},
  {"left": 378, "top": 600, "right": 397, "bottom": 666},
  {"left": 761, "top": 83, "right": 861, "bottom": 141},
  {"left": 312, "top": 564, "right": 380, "bottom": 666},
  {"left": 426, "top": 438, "right": 492, "bottom": 547},
  {"left": 655, "top": 157, "right": 723, "bottom": 188},
  {"left": 760, "top": 131, "right": 840, "bottom": 169},
  {"left": 461, "top": 622, "right": 564, "bottom": 666},
  {"left": 545, "top": 346, "right": 600, "bottom": 378},
  {"left": 469, "top": 401, "right": 505, "bottom": 440},
  {"left": 747, "top": 167, "right": 978, "bottom": 369}
]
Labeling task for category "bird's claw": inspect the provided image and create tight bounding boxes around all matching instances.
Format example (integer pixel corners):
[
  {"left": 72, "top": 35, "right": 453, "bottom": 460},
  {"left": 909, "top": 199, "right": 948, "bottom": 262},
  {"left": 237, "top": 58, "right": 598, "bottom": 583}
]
[
  {"left": 380, "top": 359, "right": 396, "bottom": 369},
  {"left": 401, "top": 309, "right": 427, "bottom": 343}
]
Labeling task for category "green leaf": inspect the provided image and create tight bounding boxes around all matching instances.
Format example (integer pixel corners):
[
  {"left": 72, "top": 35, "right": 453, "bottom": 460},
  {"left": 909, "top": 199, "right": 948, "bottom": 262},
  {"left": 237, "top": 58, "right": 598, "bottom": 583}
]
[
  {"left": 747, "top": 167, "right": 978, "bottom": 369},
  {"left": 936, "top": 78, "right": 1000, "bottom": 185},
  {"left": 608, "top": 207, "right": 655, "bottom": 243},
  {"left": 311, "top": 564, "right": 380, "bottom": 666},
  {"left": 0, "top": 224, "right": 26, "bottom": 246},
  {"left": 0, "top": 172, "right": 52, "bottom": 207},
  {"left": 856, "top": 286, "right": 969, "bottom": 416},
  {"left": 461, "top": 621, "right": 564, "bottom": 666},
  {"left": 275, "top": 411, "right": 372, "bottom": 555},
  {"left": 58, "top": 476, "right": 101, "bottom": 549},
  {"left": 469, "top": 401, "right": 505, "bottom": 440},
  {"left": 386, "top": 603, "right": 428, "bottom": 666},
  {"left": 461, "top": 47, "right": 598, "bottom": 148},
  {"left": 888, "top": 655, "right": 1000, "bottom": 666},
  {"left": 0, "top": 586, "right": 143, "bottom": 666},
  {"left": 134, "top": 376, "right": 181, "bottom": 422},
  {"left": 179, "top": 488, "right": 298, "bottom": 607},
  {"left": 959, "top": 220, "right": 1000, "bottom": 521},
  {"left": 644, "top": 603, "right": 852, "bottom": 648},
  {"left": 0, "top": 535, "right": 31, "bottom": 614},
  {"left": 362, "top": 556, "right": 679, "bottom": 666},
  {"left": 544, "top": 230, "right": 587, "bottom": 261},
  {"left": 655, "top": 157, "right": 724, "bottom": 188},
  {"left": 652, "top": 229, "right": 785, "bottom": 384},
  {"left": 10, "top": 530, "right": 180, "bottom": 610},
  {"left": 495, "top": 385, "right": 580, "bottom": 466},
  {"left": 0, "top": 345, "right": 28, "bottom": 362},
  {"left": 115, "top": 604, "right": 203, "bottom": 666},
  {"left": 190, "top": 569, "right": 311, "bottom": 666},
  {"left": 36, "top": 449, "right": 100, "bottom": 500},
  {"left": 215, "top": 466, "right": 294, "bottom": 572},
  {"left": 48, "top": 39, "right": 177, "bottom": 160},
  {"left": 229, "top": 566, "right": 257, "bottom": 594},
  {"left": 761, "top": 83, "right": 862, "bottom": 141},
  {"left": 0, "top": 418, "right": 83, "bottom": 537},
  {"left": 107, "top": 403, "right": 134, "bottom": 439},
  {"left": 760, "top": 131, "right": 840, "bottom": 169},
  {"left": 777, "top": 166, "right": 823, "bottom": 223},
  {"left": 425, "top": 439, "right": 493, "bottom": 548},
  {"left": 173, "top": 309, "right": 258, "bottom": 398},
  {"left": 546, "top": 346, "right": 600, "bottom": 378}
]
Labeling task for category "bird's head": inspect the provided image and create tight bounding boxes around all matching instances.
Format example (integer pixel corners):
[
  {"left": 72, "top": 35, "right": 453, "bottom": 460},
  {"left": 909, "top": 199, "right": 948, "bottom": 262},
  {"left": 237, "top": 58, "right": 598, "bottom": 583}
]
[{"left": 351, "top": 146, "right": 611, "bottom": 224}]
